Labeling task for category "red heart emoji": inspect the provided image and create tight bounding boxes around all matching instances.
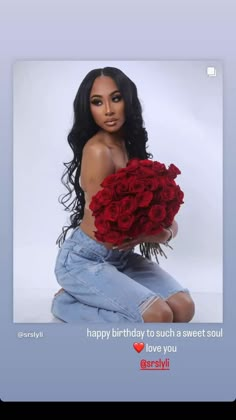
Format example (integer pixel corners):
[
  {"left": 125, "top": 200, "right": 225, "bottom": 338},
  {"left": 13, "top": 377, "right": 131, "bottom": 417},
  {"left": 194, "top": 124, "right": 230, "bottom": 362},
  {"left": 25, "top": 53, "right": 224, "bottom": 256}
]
[{"left": 133, "top": 342, "right": 145, "bottom": 353}]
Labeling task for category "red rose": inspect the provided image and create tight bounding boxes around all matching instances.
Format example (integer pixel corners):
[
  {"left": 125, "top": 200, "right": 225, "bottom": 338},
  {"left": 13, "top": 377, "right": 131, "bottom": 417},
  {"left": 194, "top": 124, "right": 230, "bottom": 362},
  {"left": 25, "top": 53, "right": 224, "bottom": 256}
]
[
  {"left": 136, "top": 191, "right": 153, "bottom": 207},
  {"left": 115, "top": 179, "right": 130, "bottom": 195},
  {"left": 112, "top": 171, "right": 127, "bottom": 183},
  {"left": 159, "top": 186, "right": 176, "bottom": 201},
  {"left": 104, "top": 202, "right": 120, "bottom": 221},
  {"left": 100, "top": 173, "right": 117, "bottom": 188},
  {"left": 175, "top": 185, "right": 184, "bottom": 203},
  {"left": 148, "top": 205, "right": 166, "bottom": 222},
  {"left": 138, "top": 166, "right": 155, "bottom": 178},
  {"left": 94, "top": 216, "right": 111, "bottom": 234},
  {"left": 90, "top": 158, "right": 184, "bottom": 247},
  {"left": 166, "top": 177, "right": 176, "bottom": 186},
  {"left": 104, "top": 230, "right": 126, "bottom": 245},
  {"left": 136, "top": 214, "right": 149, "bottom": 225},
  {"left": 120, "top": 196, "right": 138, "bottom": 213},
  {"left": 89, "top": 200, "right": 97, "bottom": 213},
  {"left": 128, "top": 223, "right": 140, "bottom": 237},
  {"left": 153, "top": 161, "right": 167, "bottom": 174},
  {"left": 144, "top": 177, "right": 159, "bottom": 191},
  {"left": 99, "top": 187, "right": 114, "bottom": 205},
  {"left": 126, "top": 158, "right": 140, "bottom": 171},
  {"left": 94, "top": 231, "right": 105, "bottom": 242},
  {"left": 140, "top": 159, "right": 153, "bottom": 167},
  {"left": 117, "top": 214, "right": 135, "bottom": 230},
  {"left": 170, "top": 200, "right": 181, "bottom": 214},
  {"left": 163, "top": 208, "right": 175, "bottom": 227},
  {"left": 152, "top": 189, "right": 163, "bottom": 203},
  {"left": 89, "top": 189, "right": 104, "bottom": 213},
  {"left": 156, "top": 176, "right": 169, "bottom": 188},
  {"left": 128, "top": 177, "right": 145, "bottom": 193},
  {"left": 168, "top": 163, "right": 181, "bottom": 179},
  {"left": 139, "top": 219, "right": 155, "bottom": 235}
]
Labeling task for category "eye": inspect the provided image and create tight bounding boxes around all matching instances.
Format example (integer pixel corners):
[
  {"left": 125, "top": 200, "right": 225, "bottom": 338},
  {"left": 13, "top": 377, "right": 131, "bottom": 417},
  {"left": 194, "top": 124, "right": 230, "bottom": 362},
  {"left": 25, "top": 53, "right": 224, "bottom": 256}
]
[
  {"left": 90, "top": 98, "right": 102, "bottom": 106},
  {"left": 112, "top": 95, "right": 122, "bottom": 102}
]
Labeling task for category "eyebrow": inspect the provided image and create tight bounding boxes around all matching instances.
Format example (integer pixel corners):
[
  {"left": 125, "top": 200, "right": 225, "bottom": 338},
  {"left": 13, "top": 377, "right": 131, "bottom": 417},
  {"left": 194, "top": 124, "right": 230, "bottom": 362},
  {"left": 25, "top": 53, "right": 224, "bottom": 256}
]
[{"left": 90, "top": 90, "right": 120, "bottom": 99}]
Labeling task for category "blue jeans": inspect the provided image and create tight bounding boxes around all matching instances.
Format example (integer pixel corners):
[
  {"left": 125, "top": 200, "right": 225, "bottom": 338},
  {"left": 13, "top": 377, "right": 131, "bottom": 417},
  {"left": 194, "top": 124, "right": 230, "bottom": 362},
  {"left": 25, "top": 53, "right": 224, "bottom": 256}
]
[{"left": 51, "top": 227, "right": 188, "bottom": 323}]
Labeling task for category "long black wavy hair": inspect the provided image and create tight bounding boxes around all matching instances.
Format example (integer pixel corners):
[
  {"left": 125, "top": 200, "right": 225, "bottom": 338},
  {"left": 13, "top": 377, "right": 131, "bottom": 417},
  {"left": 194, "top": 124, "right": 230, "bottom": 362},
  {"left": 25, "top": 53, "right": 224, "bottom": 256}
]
[{"left": 56, "top": 67, "right": 162, "bottom": 261}]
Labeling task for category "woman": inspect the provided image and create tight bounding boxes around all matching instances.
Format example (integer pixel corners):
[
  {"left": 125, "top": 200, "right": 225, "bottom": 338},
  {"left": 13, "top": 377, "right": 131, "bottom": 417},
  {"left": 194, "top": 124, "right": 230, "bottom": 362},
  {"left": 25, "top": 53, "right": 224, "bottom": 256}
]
[{"left": 52, "top": 67, "right": 195, "bottom": 323}]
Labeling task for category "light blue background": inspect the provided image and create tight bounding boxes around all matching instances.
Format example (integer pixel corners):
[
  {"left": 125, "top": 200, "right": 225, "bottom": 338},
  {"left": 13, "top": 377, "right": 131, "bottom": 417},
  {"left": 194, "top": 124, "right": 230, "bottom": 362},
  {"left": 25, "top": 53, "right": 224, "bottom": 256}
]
[{"left": 0, "top": 0, "right": 235, "bottom": 401}]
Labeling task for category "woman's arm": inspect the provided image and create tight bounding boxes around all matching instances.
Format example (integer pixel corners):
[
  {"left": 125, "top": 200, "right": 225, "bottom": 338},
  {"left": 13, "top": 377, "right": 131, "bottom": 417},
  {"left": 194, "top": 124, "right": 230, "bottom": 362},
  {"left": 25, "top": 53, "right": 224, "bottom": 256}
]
[
  {"left": 80, "top": 142, "right": 115, "bottom": 202},
  {"left": 116, "top": 220, "right": 178, "bottom": 251},
  {"left": 148, "top": 219, "right": 178, "bottom": 243}
]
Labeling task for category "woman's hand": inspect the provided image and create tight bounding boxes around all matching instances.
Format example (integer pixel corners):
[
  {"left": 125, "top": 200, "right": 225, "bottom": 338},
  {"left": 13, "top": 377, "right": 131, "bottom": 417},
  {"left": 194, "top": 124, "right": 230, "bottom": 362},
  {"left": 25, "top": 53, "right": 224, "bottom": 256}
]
[{"left": 114, "top": 220, "right": 178, "bottom": 251}]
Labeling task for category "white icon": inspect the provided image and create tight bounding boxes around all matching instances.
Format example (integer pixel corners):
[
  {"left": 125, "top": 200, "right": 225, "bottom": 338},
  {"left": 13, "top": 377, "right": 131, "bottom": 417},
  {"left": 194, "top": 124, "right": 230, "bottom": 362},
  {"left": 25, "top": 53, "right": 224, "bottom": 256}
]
[{"left": 207, "top": 67, "right": 216, "bottom": 77}]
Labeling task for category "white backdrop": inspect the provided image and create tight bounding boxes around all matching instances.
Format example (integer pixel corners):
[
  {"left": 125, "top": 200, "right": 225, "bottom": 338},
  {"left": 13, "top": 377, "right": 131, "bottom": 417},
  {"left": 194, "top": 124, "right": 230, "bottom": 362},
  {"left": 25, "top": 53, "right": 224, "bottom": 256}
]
[{"left": 13, "top": 61, "right": 223, "bottom": 321}]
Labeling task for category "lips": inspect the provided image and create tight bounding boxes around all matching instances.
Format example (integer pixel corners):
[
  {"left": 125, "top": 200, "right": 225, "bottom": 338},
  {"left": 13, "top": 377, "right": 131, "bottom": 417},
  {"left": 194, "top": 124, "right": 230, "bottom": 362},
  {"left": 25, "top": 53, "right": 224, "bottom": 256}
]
[
  {"left": 105, "top": 119, "right": 118, "bottom": 123},
  {"left": 104, "top": 119, "right": 118, "bottom": 127}
]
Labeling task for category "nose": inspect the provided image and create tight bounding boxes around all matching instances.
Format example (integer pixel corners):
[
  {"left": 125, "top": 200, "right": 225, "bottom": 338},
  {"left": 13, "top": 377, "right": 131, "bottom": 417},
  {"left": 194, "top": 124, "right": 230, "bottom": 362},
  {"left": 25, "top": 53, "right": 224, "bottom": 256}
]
[{"left": 104, "top": 101, "right": 114, "bottom": 116}]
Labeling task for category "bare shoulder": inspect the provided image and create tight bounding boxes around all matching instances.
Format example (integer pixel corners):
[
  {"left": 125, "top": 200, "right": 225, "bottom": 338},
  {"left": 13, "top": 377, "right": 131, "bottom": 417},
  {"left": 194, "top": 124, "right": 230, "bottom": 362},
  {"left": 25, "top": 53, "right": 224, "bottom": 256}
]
[
  {"left": 82, "top": 135, "right": 113, "bottom": 166},
  {"left": 81, "top": 135, "right": 115, "bottom": 185},
  {"left": 83, "top": 134, "right": 111, "bottom": 157}
]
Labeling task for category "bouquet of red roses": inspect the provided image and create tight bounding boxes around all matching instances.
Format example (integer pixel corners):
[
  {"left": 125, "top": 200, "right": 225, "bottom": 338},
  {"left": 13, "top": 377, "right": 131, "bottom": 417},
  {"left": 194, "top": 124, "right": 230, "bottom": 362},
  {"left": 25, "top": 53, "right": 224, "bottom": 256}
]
[{"left": 89, "top": 158, "right": 184, "bottom": 250}]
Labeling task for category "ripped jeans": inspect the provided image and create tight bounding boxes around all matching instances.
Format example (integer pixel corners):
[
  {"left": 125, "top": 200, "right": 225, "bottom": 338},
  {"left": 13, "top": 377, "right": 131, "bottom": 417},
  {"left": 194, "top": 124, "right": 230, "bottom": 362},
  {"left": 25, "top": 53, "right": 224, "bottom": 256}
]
[{"left": 51, "top": 227, "right": 188, "bottom": 323}]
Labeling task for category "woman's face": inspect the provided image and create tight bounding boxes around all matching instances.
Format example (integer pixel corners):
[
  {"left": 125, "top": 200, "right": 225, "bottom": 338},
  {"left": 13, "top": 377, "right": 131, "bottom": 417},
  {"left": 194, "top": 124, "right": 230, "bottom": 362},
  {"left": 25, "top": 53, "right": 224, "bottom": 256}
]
[{"left": 90, "top": 76, "right": 125, "bottom": 133}]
